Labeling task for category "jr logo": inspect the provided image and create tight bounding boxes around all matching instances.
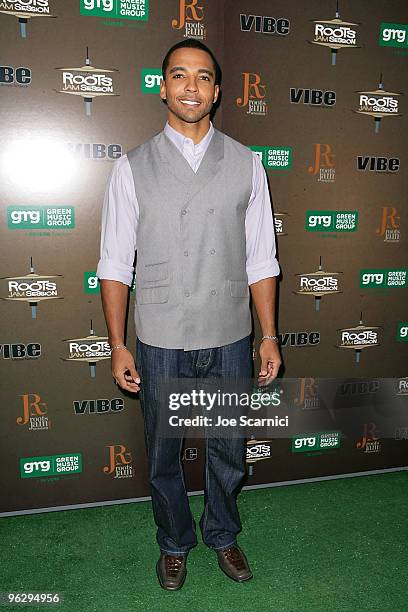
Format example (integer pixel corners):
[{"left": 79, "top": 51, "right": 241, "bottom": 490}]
[
  {"left": 172, "top": 0, "right": 204, "bottom": 30},
  {"left": 236, "top": 73, "right": 266, "bottom": 107},
  {"left": 103, "top": 444, "right": 132, "bottom": 474},
  {"left": 17, "top": 393, "right": 47, "bottom": 426},
  {"left": 308, "top": 144, "right": 335, "bottom": 176},
  {"left": 376, "top": 207, "right": 400, "bottom": 237}
]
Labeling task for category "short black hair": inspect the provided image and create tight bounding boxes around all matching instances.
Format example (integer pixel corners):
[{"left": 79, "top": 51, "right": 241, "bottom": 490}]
[{"left": 162, "top": 39, "right": 221, "bottom": 86}]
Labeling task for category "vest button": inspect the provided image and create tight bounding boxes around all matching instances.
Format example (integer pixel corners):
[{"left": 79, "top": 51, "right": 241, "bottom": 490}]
[
  {"left": 181, "top": 209, "right": 187, "bottom": 215},
  {"left": 208, "top": 208, "right": 214, "bottom": 214},
  {"left": 184, "top": 250, "right": 189, "bottom": 257},
  {"left": 210, "top": 249, "right": 215, "bottom": 255},
  {"left": 184, "top": 290, "right": 190, "bottom": 297},
  {"left": 211, "top": 289, "right": 217, "bottom": 296}
]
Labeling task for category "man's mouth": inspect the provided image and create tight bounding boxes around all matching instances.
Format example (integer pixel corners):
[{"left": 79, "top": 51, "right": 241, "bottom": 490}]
[{"left": 179, "top": 99, "right": 201, "bottom": 106}]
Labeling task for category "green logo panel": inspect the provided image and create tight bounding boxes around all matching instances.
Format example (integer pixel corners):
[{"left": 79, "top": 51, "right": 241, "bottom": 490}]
[
  {"left": 306, "top": 211, "right": 358, "bottom": 232},
  {"left": 396, "top": 322, "right": 408, "bottom": 341},
  {"left": 80, "top": 0, "right": 149, "bottom": 21},
  {"left": 292, "top": 432, "right": 341, "bottom": 453},
  {"left": 140, "top": 69, "right": 162, "bottom": 93},
  {"left": 379, "top": 22, "right": 408, "bottom": 48},
  {"left": 360, "top": 269, "right": 407, "bottom": 288},
  {"left": 8, "top": 206, "right": 75, "bottom": 230},
  {"left": 86, "top": 270, "right": 135, "bottom": 293},
  {"left": 249, "top": 146, "right": 292, "bottom": 169},
  {"left": 20, "top": 453, "right": 83, "bottom": 478}
]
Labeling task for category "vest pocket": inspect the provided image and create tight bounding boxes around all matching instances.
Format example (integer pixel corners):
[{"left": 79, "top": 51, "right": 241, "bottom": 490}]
[
  {"left": 142, "top": 261, "right": 169, "bottom": 282},
  {"left": 229, "top": 280, "right": 249, "bottom": 297},
  {"left": 137, "top": 285, "right": 169, "bottom": 304}
]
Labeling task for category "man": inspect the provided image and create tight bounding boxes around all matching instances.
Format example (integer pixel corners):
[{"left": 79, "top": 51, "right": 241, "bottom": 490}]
[{"left": 96, "top": 39, "right": 281, "bottom": 590}]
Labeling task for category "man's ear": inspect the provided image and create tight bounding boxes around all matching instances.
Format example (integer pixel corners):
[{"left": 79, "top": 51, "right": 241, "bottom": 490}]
[
  {"left": 159, "top": 78, "right": 166, "bottom": 101},
  {"left": 213, "top": 84, "right": 220, "bottom": 104}
]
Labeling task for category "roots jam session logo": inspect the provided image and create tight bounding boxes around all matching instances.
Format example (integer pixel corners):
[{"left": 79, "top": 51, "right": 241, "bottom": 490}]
[
  {"left": 62, "top": 322, "right": 111, "bottom": 378},
  {"left": 56, "top": 49, "right": 118, "bottom": 116},
  {"left": 0, "top": 0, "right": 56, "bottom": 38},
  {"left": 172, "top": 0, "right": 205, "bottom": 39},
  {"left": 0, "top": 261, "right": 62, "bottom": 319},
  {"left": 356, "top": 423, "right": 381, "bottom": 454},
  {"left": 337, "top": 314, "right": 381, "bottom": 363},
  {"left": 295, "top": 258, "right": 342, "bottom": 311},
  {"left": 236, "top": 73, "right": 267, "bottom": 116},
  {"left": 309, "top": 3, "right": 359, "bottom": 65},
  {"left": 80, "top": 0, "right": 148, "bottom": 21},
  {"left": 355, "top": 77, "right": 402, "bottom": 133}
]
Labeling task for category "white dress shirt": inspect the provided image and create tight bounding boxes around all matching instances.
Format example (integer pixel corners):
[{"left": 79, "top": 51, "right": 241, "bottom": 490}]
[{"left": 96, "top": 122, "right": 280, "bottom": 286}]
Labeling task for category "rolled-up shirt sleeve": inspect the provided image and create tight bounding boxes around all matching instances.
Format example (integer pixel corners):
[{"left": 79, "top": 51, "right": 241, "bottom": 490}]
[
  {"left": 96, "top": 155, "right": 138, "bottom": 287},
  {"left": 245, "top": 152, "right": 281, "bottom": 285}
]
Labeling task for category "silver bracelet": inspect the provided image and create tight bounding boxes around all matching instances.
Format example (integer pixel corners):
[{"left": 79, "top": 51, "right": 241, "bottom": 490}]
[
  {"left": 261, "top": 335, "right": 279, "bottom": 344},
  {"left": 110, "top": 343, "right": 127, "bottom": 351}
]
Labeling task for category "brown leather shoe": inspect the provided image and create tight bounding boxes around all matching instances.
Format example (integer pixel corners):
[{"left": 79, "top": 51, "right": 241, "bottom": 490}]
[
  {"left": 156, "top": 553, "right": 187, "bottom": 590},
  {"left": 216, "top": 545, "right": 253, "bottom": 582}
]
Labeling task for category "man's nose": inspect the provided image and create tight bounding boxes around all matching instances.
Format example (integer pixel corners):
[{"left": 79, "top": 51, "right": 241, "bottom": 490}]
[{"left": 185, "top": 77, "right": 198, "bottom": 92}]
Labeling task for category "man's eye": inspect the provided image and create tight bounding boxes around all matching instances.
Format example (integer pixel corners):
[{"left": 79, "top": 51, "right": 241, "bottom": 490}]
[
  {"left": 200, "top": 76, "right": 210, "bottom": 81},
  {"left": 173, "top": 74, "right": 184, "bottom": 78}
]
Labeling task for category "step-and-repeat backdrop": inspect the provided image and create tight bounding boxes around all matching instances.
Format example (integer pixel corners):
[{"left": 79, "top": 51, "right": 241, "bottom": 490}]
[{"left": 0, "top": 0, "right": 407, "bottom": 516}]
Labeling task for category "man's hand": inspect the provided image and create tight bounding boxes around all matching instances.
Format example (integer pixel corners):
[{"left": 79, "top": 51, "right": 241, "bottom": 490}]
[
  {"left": 111, "top": 348, "right": 141, "bottom": 393},
  {"left": 258, "top": 339, "right": 282, "bottom": 386}
]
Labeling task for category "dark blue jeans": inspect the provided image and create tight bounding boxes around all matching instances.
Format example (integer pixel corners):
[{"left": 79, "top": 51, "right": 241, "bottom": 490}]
[{"left": 136, "top": 335, "right": 252, "bottom": 556}]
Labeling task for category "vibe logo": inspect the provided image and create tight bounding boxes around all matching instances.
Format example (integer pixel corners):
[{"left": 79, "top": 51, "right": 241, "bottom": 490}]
[
  {"left": 290, "top": 88, "right": 336, "bottom": 106},
  {"left": 0, "top": 342, "right": 41, "bottom": 359},
  {"left": 8, "top": 206, "right": 75, "bottom": 229},
  {"left": 0, "top": 65, "right": 31, "bottom": 85},
  {"left": 357, "top": 156, "right": 400, "bottom": 172},
  {"left": 236, "top": 72, "right": 267, "bottom": 116},
  {"left": 67, "top": 143, "right": 122, "bottom": 160},
  {"left": 140, "top": 69, "right": 162, "bottom": 94},
  {"left": 20, "top": 453, "right": 83, "bottom": 478},
  {"left": 73, "top": 398, "right": 124, "bottom": 414},
  {"left": 306, "top": 211, "right": 358, "bottom": 232},
  {"left": 80, "top": 0, "right": 148, "bottom": 21},
  {"left": 172, "top": 0, "right": 206, "bottom": 39},
  {"left": 379, "top": 23, "right": 408, "bottom": 48},
  {"left": 240, "top": 14, "right": 290, "bottom": 36}
]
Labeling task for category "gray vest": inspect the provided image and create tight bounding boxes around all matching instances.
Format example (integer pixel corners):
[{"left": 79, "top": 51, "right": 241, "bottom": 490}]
[{"left": 127, "top": 128, "right": 253, "bottom": 350}]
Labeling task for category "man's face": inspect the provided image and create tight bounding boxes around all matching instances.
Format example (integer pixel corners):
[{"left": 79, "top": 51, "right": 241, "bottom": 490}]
[{"left": 160, "top": 47, "right": 219, "bottom": 125}]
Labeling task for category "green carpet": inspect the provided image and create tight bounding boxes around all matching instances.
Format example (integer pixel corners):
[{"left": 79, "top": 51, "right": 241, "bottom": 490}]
[{"left": 0, "top": 472, "right": 407, "bottom": 612}]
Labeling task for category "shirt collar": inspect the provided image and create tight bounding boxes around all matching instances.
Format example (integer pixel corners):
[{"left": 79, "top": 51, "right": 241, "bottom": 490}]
[{"left": 164, "top": 121, "right": 214, "bottom": 156}]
